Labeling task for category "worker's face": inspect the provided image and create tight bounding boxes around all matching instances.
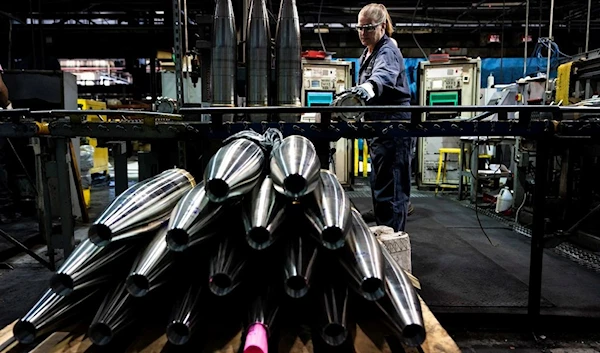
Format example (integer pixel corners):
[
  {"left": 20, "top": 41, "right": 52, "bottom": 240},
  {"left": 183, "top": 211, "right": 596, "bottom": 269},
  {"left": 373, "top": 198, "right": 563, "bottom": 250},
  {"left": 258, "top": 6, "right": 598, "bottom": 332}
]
[{"left": 357, "top": 14, "right": 385, "bottom": 48}]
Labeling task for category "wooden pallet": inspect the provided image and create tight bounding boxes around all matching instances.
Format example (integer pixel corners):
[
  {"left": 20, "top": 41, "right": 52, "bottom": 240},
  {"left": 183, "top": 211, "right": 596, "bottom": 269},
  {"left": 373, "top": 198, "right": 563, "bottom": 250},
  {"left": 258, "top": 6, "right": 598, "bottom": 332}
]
[{"left": 0, "top": 297, "right": 459, "bottom": 353}]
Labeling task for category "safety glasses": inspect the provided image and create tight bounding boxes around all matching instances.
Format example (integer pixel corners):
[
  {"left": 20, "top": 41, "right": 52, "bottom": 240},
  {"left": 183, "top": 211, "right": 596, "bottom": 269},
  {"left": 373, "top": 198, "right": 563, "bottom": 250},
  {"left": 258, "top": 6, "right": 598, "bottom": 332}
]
[{"left": 355, "top": 21, "right": 383, "bottom": 32}]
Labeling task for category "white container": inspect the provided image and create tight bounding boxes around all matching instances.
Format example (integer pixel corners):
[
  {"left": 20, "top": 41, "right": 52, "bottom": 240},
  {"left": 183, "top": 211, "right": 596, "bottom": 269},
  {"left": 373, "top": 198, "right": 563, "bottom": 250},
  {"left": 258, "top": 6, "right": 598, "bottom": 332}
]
[
  {"left": 371, "top": 226, "right": 412, "bottom": 274},
  {"left": 487, "top": 73, "right": 495, "bottom": 88},
  {"left": 496, "top": 187, "right": 514, "bottom": 213}
]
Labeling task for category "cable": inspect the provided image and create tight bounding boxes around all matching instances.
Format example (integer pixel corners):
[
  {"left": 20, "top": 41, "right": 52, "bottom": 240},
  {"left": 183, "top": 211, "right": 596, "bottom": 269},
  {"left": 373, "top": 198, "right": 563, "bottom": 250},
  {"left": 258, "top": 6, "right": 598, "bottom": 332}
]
[
  {"left": 411, "top": 0, "right": 428, "bottom": 60},
  {"left": 514, "top": 191, "right": 529, "bottom": 226},
  {"left": 316, "top": 0, "right": 327, "bottom": 53},
  {"left": 470, "top": 140, "right": 499, "bottom": 247}
]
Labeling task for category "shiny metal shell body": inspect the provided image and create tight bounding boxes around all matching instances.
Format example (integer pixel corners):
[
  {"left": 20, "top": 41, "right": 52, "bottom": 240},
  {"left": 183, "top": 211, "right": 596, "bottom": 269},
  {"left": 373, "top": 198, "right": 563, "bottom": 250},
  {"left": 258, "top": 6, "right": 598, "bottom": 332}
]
[
  {"left": 88, "top": 169, "right": 195, "bottom": 246},
  {"left": 246, "top": 0, "right": 271, "bottom": 122},
  {"left": 126, "top": 226, "right": 173, "bottom": 297},
  {"left": 51, "top": 239, "right": 132, "bottom": 296},
  {"left": 376, "top": 243, "right": 426, "bottom": 346},
  {"left": 208, "top": 237, "right": 245, "bottom": 296},
  {"left": 320, "top": 282, "right": 349, "bottom": 346},
  {"left": 275, "top": 0, "right": 302, "bottom": 122},
  {"left": 270, "top": 135, "right": 320, "bottom": 198},
  {"left": 204, "top": 139, "right": 265, "bottom": 203},
  {"left": 305, "top": 169, "right": 351, "bottom": 249},
  {"left": 283, "top": 235, "right": 318, "bottom": 298},
  {"left": 242, "top": 176, "right": 285, "bottom": 250},
  {"left": 167, "top": 283, "right": 202, "bottom": 345},
  {"left": 167, "top": 182, "right": 223, "bottom": 252},
  {"left": 211, "top": 0, "right": 237, "bottom": 115},
  {"left": 13, "top": 289, "right": 98, "bottom": 344},
  {"left": 339, "top": 207, "right": 385, "bottom": 301}
]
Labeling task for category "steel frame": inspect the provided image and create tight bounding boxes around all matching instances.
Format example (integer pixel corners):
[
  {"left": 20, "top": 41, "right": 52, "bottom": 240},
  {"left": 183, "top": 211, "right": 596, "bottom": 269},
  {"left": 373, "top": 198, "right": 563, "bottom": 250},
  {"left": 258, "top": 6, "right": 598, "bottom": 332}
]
[{"left": 1, "top": 104, "right": 599, "bottom": 327}]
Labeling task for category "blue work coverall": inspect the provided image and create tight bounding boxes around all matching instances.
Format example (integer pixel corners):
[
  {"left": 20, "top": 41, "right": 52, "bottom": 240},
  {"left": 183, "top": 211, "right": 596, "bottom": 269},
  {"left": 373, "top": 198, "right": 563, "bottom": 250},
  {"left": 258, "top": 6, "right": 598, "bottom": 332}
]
[{"left": 358, "top": 34, "right": 414, "bottom": 232}]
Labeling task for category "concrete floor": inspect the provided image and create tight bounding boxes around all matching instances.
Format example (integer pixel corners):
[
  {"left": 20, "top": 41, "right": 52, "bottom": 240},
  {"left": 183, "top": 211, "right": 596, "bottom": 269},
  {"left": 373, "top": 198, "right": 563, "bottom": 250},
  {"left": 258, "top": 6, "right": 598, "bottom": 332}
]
[{"left": 1, "top": 170, "right": 599, "bottom": 352}]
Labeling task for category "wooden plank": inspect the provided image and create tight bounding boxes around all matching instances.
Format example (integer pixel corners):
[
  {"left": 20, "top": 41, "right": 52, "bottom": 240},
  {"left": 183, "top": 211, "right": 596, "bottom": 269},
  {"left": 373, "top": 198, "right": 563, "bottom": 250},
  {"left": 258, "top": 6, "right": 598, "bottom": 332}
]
[
  {"left": 417, "top": 297, "right": 461, "bottom": 353},
  {"left": 30, "top": 332, "right": 87, "bottom": 353},
  {"left": 0, "top": 299, "right": 460, "bottom": 353},
  {"left": 278, "top": 325, "right": 313, "bottom": 353},
  {"left": 0, "top": 321, "right": 16, "bottom": 352},
  {"left": 354, "top": 322, "right": 393, "bottom": 353}
]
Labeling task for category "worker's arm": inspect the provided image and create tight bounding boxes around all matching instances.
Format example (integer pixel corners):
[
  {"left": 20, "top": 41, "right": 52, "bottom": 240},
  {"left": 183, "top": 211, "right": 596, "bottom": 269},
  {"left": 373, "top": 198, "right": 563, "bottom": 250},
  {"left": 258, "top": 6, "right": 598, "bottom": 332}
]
[{"left": 364, "top": 47, "right": 401, "bottom": 98}]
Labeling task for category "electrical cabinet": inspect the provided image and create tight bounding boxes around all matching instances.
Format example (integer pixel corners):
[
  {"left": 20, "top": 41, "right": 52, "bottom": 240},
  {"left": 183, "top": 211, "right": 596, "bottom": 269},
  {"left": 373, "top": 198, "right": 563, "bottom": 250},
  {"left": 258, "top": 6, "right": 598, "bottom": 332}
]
[
  {"left": 300, "top": 59, "right": 354, "bottom": 186},
  {"left": 417, "top": 58, "right": 481, "bottom": 187}
]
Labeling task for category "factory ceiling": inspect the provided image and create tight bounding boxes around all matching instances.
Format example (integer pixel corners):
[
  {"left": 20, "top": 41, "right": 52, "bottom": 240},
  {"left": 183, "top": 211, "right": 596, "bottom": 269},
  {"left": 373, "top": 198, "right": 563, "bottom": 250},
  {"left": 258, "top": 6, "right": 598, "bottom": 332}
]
[{"left": 0, "top": 0, "right": 598, "bottom": 59}]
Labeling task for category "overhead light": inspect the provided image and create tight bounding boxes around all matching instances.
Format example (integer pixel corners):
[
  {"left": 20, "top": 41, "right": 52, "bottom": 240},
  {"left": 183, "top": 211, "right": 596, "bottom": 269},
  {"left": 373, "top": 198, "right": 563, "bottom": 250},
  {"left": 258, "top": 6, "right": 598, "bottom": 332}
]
[
  {"left": 397, "top": 28, "right": 432, "bottom": 34},
  {"left": 474, "top": 2, "right": 523, "bottom": 7}
]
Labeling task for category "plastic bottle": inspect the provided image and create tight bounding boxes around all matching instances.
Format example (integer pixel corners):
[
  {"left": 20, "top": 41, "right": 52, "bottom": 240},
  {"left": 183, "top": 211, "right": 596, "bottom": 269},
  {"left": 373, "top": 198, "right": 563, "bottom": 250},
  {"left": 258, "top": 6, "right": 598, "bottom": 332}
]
[
  {"left": 495, "top": 187, "right": 513, "bottom": 213},
  {"left": 487, "top": 73, "right": 495, "bottom": 88}
]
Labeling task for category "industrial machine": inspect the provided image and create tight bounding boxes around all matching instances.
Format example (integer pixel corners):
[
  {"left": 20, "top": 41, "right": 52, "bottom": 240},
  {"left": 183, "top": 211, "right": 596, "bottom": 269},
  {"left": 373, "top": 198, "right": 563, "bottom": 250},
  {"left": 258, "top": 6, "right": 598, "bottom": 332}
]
[
  {"left": 555, "top": 48, "right": 600, "bottom": 105},
  {"left": 300, "top": 59, "right": 354, "bottom": 186},
  {"left": 2, "top": 71, "right": 83, "bottom": 221},
  {"left": 417, "top": 57, "right": 481, "bottom": 187},
  {"left": 511, "top": 50, "right": 600, "bottom": 251}
]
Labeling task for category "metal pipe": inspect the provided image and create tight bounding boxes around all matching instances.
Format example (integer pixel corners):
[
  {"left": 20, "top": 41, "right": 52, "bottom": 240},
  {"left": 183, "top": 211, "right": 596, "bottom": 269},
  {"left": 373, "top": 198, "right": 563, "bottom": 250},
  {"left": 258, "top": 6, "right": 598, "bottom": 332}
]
[
  {"left": 242, "top": 176, "right": 286, "bottom": 250},
  {"left": 89, "top": 282, "right": 137, "bottom": 346},
  {"left": 246, "top": 0, "right": 271, "bottom": 122},
  {"left": 247, "top": 290, "right": 279, "bottom": 336},
  {"left": 172, "top": 0, "right": 184, "bottom": 106},
  {"left": 204, "top": 138, "right": 265, "bottom": 203},
  {"left": 523, "top": 0, "right": 529, "bottom": 76},
  {"left": 376, "top": 242, "right": 425, "bottom": 347},
  {"left": 183, "top": 0, "right": 189, "bottom": 55},
  {"left": 270, "top": 135, "right": 320, "bottom": 198},
  {"left": 55, "top": 138, "right": 75, "bottom": 256},
  {"left": 338, "top": 207, "right": 385, "bottom": 301},
  {"left": 166, "top": 182, "right": 223, "bottom": 252},
  {"left": 51, "top": 239, "right": 133, "bottom": 296},
  {"left": 275, "top": 0, "right": 302, "bottom": 122},
  {"left": 211, "top": 0, "right": 237, "bottom": 119},
  {"left": 0, "top": 229, "right": 52, "bottom": 271},
  {"left": 13, "top": 289, "right": 99, "bottom": 344},
  {"left": 585, "top": 0, "right": 592, "bottom": 52},
  {"left": 319, "top": 282, "right": 348, "bottom": 346},
  {"left": 126, "top": 226, "right": 174, "bottom": 297},
  {"left": 528, "top": 138, "right": 549, "bottom": 321},
  {"left": 305, "top": 170, "right": 351, "bottom": 250},
  {"left": 166, "top": 282, "right": 202, "bottom": 345},
  {"left": 89, "top": 168, "right": 195, "bottom": 247},
  {"left": 283, "top": 235, "right": 318, "bottom": 298},
  {"left": 208, "top": 237, "right": 246, "bottom": 296},
  {"left": 545, "top": 0, "right": 555, "bottom": 94}
]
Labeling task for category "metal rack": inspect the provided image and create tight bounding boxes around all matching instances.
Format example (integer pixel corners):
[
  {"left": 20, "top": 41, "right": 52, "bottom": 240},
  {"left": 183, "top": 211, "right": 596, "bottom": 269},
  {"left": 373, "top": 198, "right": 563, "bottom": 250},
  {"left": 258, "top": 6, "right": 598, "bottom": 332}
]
[{"left": 0, "top": 104, "right": 599, "bottom": 327}]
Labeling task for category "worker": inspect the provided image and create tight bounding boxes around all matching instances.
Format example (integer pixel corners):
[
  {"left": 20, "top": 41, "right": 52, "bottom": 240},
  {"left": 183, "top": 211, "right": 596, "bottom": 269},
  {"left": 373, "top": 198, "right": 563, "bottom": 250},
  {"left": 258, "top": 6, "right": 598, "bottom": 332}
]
[
  {"left": 350, "top": 3, "right": 414, "bottom": 232},
  {"left": 0, "top": 64, "right": 12, "bottom": 110}
]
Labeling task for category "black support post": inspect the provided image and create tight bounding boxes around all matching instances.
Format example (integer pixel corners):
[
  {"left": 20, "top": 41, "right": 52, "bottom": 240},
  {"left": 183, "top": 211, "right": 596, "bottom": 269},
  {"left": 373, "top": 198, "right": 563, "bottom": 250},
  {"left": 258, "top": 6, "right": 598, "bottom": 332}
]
[
  {"left": 527, "top": 137, "right": 549, "bottom": 323},
  {"left": 55, "top": 138, "right": 75, "bottom": 257}
]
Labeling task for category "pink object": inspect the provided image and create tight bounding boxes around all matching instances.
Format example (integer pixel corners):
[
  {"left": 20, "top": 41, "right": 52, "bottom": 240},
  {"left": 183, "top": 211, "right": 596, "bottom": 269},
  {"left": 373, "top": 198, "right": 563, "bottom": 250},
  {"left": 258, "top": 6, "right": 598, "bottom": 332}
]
[{"left": 243, "top": 323, "right": 269, "bottom": 353}]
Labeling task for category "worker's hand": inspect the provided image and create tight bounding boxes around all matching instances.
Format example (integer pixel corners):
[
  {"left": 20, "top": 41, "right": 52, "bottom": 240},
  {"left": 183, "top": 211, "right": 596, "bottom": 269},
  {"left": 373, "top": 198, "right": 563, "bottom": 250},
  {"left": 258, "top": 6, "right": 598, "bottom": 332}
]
[{"left": 351, "top": 82, "right": 376, "bottom": 101}]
